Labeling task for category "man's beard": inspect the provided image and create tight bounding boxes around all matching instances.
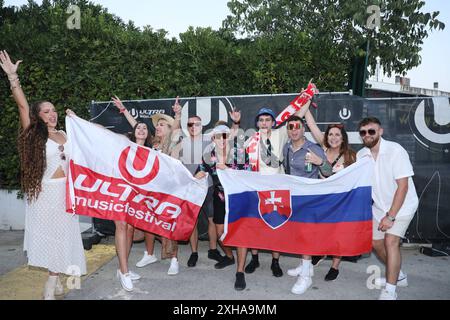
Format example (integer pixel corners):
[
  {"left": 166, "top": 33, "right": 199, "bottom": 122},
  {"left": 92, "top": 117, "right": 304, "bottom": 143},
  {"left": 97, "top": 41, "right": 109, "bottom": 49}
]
[{"left": 363, "top": 135, "right": 380, "bottom": 149}]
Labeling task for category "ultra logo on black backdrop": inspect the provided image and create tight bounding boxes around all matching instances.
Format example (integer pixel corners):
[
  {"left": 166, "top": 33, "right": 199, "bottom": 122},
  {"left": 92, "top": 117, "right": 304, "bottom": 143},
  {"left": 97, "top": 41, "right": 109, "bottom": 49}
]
[{"left": 90, "top": 94, "right": 450, "bottom": 243}]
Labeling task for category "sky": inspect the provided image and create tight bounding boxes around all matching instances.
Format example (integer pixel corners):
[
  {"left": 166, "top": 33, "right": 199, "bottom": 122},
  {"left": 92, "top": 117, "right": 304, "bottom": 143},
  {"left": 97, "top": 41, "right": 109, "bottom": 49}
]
[{"left": 4, "top": 0, "right": 450, "bottom": 92}]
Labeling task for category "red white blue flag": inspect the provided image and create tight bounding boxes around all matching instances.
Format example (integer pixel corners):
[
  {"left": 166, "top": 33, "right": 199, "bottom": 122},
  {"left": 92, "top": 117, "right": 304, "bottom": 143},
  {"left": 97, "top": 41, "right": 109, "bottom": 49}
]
[{"left": 217, "top": 158, "right": 374, "bottom": 256}]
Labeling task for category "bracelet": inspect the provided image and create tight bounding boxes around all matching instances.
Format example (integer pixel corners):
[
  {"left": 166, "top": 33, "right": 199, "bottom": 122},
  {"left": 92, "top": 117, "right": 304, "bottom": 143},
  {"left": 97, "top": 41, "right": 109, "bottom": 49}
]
[
  {"left": 119, "top": 107, "right": 126, "bottom": 114},
  {"left": 10, "top": 81, "right": 21, "bottom": 90},
  {"left": 7, "top": 74, "right": 18, "bottom": 81}
]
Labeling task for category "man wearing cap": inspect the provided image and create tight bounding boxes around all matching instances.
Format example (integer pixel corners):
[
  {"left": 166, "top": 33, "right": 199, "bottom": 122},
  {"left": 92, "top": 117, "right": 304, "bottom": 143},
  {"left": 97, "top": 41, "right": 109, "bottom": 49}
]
[{"left": 242, "top": 103, "right": 312, "bottom": 280}]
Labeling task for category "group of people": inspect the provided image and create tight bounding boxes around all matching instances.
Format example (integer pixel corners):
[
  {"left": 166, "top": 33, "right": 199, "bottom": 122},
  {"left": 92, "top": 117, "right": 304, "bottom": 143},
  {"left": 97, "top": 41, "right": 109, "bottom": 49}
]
[{"left": 0, "top": 49, "right": 418, "bottom": 300}]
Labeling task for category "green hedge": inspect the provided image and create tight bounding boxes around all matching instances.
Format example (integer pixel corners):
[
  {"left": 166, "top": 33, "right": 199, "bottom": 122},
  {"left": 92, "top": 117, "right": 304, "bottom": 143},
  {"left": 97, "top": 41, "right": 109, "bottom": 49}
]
[{"left": 0, "top": 0, "right": 347, "bottom": 189}]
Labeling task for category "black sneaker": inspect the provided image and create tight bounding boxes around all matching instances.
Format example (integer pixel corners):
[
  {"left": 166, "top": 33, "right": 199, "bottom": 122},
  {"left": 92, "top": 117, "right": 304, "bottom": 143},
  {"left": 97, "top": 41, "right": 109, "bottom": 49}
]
[
  {"left": 271, "top": 259, "right": 283, "bottom": 277},
  {"left": 208, "top": 249, "right": 223, "bottom": 262},
  {"left": 187, "top": 252, "right": 198, "bottom": 267},
  {"left": 234, "top": 272, "right": 246, "bottom": 291},
  {"left": 214, "top": 256, "right": 235, "bottom": 269},
  {"left": 324, "top": 267, "right": 339, "bottom": 281},
  {"left": 312, "top": 255, "right": 326, "bottom": 266},
  {"left": 244, "top": 257, "right": 260, "bottom": 274}
]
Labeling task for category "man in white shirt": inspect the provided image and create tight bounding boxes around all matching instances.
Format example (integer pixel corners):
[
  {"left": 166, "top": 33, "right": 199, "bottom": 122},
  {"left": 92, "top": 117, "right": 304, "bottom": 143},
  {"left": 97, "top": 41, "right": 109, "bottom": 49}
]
[{"left": 356, "top": 117, "right": 418, "bottom": 300}]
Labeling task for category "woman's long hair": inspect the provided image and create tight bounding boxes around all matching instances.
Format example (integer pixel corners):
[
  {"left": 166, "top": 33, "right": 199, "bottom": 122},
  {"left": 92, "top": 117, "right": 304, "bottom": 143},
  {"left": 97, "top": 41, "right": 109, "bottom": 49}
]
[
  {"left": 323, "top": 124, "right": 356, "bottom": 167},
  {"left": 152, "top": 121, "right": 172, "bottom": 155},
  {"left": 129, "top": 122, "right": 153, "bottom": 148},
  {"left": 17, "top": 102, "right": 49, "bottom": 202}
]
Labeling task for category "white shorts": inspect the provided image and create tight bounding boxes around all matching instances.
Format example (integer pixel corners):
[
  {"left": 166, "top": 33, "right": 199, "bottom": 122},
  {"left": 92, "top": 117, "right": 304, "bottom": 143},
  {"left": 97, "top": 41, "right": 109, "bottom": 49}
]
[{"left": 372, "top": 214, "right": 415, "bottom": 240}]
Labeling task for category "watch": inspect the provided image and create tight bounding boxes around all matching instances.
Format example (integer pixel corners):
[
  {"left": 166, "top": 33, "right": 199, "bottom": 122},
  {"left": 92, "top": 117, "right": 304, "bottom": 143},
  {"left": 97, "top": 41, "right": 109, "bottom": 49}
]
[{"left": 386, "top": 213, "right": 396, "bottom": 222}]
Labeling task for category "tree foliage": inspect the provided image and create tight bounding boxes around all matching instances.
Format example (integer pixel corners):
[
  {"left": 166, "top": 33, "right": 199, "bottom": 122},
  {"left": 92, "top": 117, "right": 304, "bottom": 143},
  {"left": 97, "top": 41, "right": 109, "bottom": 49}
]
[
  {"left": 0, "top": 0, "right": 445, "bottom": 188},
  {"left": 224, "top": 0, "right": 445, "bottom": 77}
]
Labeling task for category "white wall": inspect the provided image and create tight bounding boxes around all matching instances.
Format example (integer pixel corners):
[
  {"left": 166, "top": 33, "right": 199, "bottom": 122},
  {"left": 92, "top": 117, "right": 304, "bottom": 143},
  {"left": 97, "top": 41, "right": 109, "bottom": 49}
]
[
  {"left": 0, "top": 190, "right": 25, "bottom": 230},
  {"left": 0, "top": 189, "right": 92, "bottom": 232}
]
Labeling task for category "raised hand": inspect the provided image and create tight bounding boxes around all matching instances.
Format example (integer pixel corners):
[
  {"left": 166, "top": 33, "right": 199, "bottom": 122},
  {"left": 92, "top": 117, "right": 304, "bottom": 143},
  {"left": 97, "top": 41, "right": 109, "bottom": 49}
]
[
  {"left": 66, "top": 109, "right": 76, "bottom": 117},
  {"left": 111, "top": 95, "right": 126, "bottom": 112},
  {"left": 172, "top": 96, "right": 182, "bottom": 115},
  {"left": 229, "top": 109, "right": 241, "bottom": 123},
  {"left": 0, "top": 50, "right": 22, "bottom": 77}
]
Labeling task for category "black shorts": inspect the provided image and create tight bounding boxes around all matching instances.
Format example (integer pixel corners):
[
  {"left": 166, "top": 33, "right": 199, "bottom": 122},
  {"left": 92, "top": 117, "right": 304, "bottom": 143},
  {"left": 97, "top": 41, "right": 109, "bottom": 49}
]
[
  {"left": 213, "top": 194, "right": 226, "bottom": 225},
  {"left": 200, "top": 186, "right": 214, "bottom": 219}
]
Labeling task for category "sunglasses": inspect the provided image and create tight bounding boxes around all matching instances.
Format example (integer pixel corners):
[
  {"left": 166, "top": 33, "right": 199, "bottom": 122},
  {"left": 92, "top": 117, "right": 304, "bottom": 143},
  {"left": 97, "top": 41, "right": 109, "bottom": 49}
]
[
  {"left": 214, "top": 133, "right": 229, "bottom": 140},
  {"left": 58, "top": 145, "right": 66, "bottom": 161},
  {"left": 329, "top": 124, "right": 344, "bottom": 129},
  {"left": 187, "top": 122, "right": 201, "bottom": 128},
  {"left": 359, "top": 129, "right": 377, "bottom": 137},
  {"left": 287, "top": 123, "right": 303, "bottom": 130}
]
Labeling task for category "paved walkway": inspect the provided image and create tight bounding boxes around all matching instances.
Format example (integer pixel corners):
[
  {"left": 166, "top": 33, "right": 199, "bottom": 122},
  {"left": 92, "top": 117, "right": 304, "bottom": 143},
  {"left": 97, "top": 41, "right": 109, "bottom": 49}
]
[{"left": 1, "top": 231, "right": 449, "bottom": 300}]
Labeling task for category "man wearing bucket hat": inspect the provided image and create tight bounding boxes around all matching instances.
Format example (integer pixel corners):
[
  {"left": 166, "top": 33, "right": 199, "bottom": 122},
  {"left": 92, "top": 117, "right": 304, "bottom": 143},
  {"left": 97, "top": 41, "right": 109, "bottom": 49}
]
[{"left": 241, "top": 102, "right": 313, "bottom": 285}]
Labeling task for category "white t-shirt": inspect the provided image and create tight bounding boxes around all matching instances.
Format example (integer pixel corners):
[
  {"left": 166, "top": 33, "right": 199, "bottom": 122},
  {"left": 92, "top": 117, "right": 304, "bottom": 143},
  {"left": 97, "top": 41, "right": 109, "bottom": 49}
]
[
  {"left": 258, "top": 128, "right": 289, "bottom": 175},
  {"left": 357, "top": 138, "right": 418, "bottom": 220}
]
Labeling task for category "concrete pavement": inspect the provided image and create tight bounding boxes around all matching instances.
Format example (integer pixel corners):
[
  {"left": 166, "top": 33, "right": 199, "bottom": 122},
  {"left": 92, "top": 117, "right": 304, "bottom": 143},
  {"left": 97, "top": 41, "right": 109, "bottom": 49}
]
[{"left": 1, "top": 231, "right": 449, "bottom": 300}]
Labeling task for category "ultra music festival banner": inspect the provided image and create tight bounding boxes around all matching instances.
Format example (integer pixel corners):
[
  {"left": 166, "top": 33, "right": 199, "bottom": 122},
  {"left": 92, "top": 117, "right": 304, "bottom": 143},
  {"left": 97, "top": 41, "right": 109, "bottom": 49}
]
[
  {"left": 65, "top": 115, "right": 208, "bottom": 241},
  {"left": 218, "top": 158, "right": 374, "bottom": 256}
]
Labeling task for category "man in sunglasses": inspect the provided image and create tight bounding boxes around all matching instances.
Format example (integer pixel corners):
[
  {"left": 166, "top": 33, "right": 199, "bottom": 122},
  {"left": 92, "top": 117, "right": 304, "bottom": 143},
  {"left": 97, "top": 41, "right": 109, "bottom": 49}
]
[
  {"left": 243, "top": 106, "right": 311, "bottom": 279},
  {"left": 282, "top": 115, "right": 330, "bottom": 295},
  {"left": 356, "top": 117, "right": 418, "bottom": 300}
]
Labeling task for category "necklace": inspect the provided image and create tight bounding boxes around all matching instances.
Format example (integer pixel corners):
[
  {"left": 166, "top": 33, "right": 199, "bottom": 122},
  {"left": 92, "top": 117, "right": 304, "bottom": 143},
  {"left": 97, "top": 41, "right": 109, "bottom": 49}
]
[{"left": 48, "top": 129, "right": 58, "bottom": 133}]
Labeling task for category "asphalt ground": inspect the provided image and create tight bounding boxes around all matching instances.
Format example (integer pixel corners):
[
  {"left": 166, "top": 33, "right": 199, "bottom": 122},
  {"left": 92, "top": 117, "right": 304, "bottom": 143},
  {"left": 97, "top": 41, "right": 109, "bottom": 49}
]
[{"left": 1, "top": 231, "right": 449, "bottom": 301}]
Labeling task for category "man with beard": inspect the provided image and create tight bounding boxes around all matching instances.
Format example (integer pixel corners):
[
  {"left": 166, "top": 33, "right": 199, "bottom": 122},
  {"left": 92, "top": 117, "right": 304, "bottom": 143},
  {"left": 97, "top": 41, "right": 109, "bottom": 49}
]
[{"left": 356, "top": 117, "right": 418, "bottom": 300}]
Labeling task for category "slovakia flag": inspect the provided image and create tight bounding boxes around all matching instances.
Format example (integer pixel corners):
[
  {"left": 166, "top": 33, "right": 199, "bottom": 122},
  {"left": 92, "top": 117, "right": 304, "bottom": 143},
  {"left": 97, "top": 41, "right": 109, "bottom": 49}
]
[{"left": 217, "top": 158, "right": 374, "bottom": 256}]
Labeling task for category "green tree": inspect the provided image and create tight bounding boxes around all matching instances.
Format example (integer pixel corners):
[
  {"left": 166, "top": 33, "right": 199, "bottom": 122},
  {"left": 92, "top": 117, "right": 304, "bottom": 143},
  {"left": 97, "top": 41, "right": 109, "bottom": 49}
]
[{"left": 224, "top": 0, "right": 445, "bottom": 78}]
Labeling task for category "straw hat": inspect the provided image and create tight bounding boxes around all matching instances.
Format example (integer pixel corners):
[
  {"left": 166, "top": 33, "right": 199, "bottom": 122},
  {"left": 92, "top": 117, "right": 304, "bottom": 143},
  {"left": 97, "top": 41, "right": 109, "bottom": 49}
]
[{"left": 150, "top": 113, "right": 175, "bottom": 128}]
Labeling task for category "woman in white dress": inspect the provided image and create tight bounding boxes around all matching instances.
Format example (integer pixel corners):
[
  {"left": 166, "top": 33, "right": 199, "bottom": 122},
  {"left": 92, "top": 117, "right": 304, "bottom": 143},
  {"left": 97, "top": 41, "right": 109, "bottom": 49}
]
[{"left": 0, "top": 50, "right": 86, "bottom": 299}]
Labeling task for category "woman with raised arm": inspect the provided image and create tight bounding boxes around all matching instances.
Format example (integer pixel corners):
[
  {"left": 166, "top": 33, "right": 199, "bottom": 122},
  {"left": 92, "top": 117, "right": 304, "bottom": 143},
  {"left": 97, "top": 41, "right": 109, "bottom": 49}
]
[
  {"left": 113, "top": 96, "right": 182, "bottom": 276},
  {"left": 109, "top": 96, "right": 156, "bottom": 291},
  {"left": 0, "top": 50, "right": 86, "bottom": 299},
  {"left": 291, "top": 108, "right": 356, "bottom": 281}
]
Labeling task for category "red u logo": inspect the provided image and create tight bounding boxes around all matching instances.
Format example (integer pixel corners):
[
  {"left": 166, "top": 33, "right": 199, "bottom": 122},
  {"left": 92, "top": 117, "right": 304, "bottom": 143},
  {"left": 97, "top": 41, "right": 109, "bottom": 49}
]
[{"left": 118, "top": 145, "right": 159, "bottom": 185}]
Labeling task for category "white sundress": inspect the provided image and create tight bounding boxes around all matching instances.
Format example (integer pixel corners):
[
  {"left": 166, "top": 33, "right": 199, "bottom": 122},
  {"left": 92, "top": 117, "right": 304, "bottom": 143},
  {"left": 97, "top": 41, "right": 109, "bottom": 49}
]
[{"left": 23, "top": 131, "right": 87, "bottom": 276}]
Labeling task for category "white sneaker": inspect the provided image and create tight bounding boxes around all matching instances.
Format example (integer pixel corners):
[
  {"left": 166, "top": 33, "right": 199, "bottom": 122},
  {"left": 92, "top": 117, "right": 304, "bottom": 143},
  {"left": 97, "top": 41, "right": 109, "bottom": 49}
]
[
  {"left": 378, "top": 289, "right": 397, "bottom": 300},
  {"left": 167, "top": 257, "right": 179, "bottom": 275},
  {"left": 287, "top": 263, "right": 314, "bottom": 277},
  {"left": 43, "top": 276, "right": 58, "bottom": 300},
  {"left": 129, "top": 270, "right": 141, "bottom": 281},
  {"left": 291, "top": 276, "right": 312, "bottom": 295},
  {"left": 116, "top": 270, "right": 133, "bottom": 292},
  {"left": 55, "top": 276, "right": 64, "bottom": 296},
  {"left": 136, "top": 251, "right": 158, "bottom": 268},
  {"left": 374, "top": 275, "right": 408, "bottom": 288}
]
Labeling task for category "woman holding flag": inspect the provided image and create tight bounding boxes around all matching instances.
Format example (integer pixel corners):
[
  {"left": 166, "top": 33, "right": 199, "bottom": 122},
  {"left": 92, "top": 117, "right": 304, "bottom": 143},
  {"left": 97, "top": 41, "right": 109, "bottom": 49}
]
[
  {"left": 0, "top": 50, "right": 86, "bottom": 299},
  {"left": 195, "top": 121, "right": 251, "bottom": 290},
  {"left": 112, "top": 96, "right": 157, "bottom": 291},
  {"left": 113, "top": 96, "right": 182, "bottom": 281},
  {"left": 289, "top": 108, "right": 356, "bottom": 282}
]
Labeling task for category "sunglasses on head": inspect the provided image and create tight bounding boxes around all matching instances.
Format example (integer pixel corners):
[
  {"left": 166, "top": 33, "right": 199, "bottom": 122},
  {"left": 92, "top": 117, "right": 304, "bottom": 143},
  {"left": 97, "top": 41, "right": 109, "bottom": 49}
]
[
  {"left": 58, "top": 145, "right": 66, "bottom": 161},
  {"left": 187, "top": 122, "right": 201, "bottom": 128},
  {"left": 214, "top": 133, "right": 229, "bottom": 140},
  {"left": 287, "top": 123, "right": 303, "bottom": 130},
  {"left": 359, "top": 129, "right": 377, "bottom": 137},
  {"left": 329, "top": 124, "right": 344, "bottom": 129}
]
